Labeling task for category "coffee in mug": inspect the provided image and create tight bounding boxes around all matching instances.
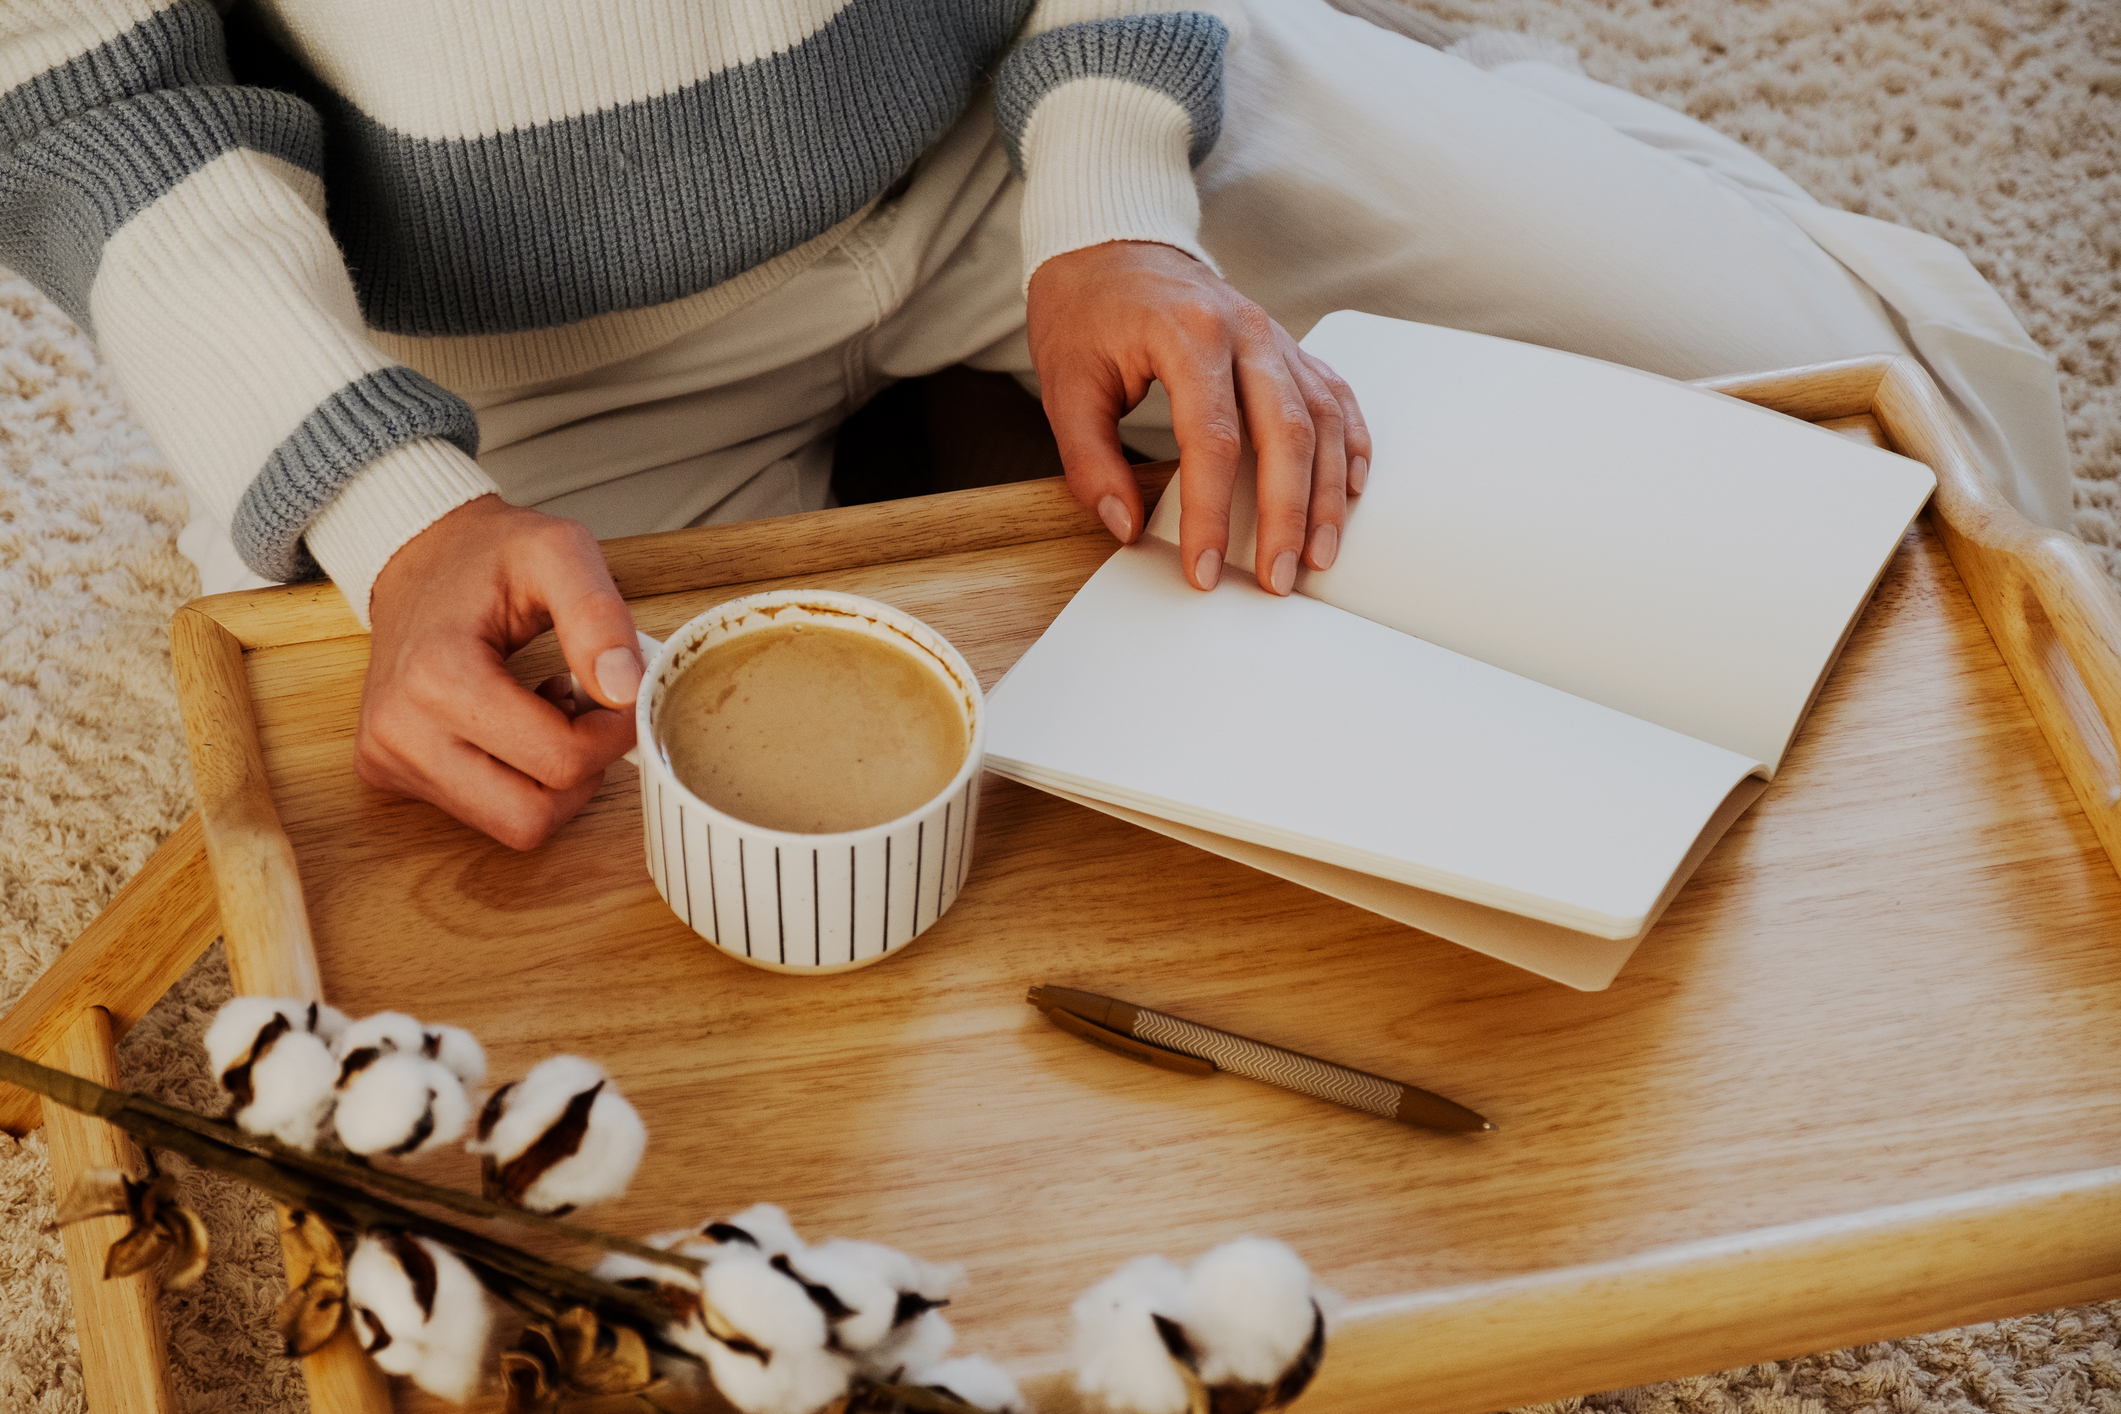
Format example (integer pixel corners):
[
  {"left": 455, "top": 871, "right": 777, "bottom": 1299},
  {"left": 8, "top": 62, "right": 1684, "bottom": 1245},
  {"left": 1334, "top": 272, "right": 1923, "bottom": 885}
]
[
  {"left": 655, "top": 621, "right": 968, "bottom": 834},
  {"left": 632, "top": 591, "right": 987, "bottom": 974}
]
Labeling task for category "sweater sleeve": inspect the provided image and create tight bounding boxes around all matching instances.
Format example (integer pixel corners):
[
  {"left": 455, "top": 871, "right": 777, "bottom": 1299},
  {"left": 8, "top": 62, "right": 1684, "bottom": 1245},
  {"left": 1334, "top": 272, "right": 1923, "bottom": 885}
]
[
  {"left": 0, "top": 0, "right": 496, "bottom": 619},
  {"left": 994, "top": 0, "right": 1245, "bottom": 285}
]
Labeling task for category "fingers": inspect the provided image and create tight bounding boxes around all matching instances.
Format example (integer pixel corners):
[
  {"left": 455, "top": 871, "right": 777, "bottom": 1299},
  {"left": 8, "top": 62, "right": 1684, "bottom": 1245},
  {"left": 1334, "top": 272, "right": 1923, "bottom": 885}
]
[
  {"left": 357, "top": 727, "right": 608, "bottom": 853},
  {"left": 1164, "top": 336, "right": 1247, "bottom": 592},
  {"left": 1306, "top": 348, "right": 1374, "bottom": 498},
  {"left": 1045, "top": 366, "right": 1145, "bottom": 546},
  {"left": 525, "top": 519, "right": 646, "bottom": 710},
  {"left": 1230, "top": 319, "right": 1325, "bottom": 595},
  {"left": 1292, "top": 348, "right": 1357, "bottom": 570},
  {"left": 1023, "top": 241, "right": 1371, "bottom": 598},
  {"left": 360, "top": 645, "right": 635, "bottom": 850}
]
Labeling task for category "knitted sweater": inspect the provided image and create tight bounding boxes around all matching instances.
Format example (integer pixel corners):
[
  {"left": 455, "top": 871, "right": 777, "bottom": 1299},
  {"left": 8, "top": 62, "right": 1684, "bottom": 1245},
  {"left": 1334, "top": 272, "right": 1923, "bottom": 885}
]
[{"left": 0, "top": 0, "right": 1235, "bottom": 615}]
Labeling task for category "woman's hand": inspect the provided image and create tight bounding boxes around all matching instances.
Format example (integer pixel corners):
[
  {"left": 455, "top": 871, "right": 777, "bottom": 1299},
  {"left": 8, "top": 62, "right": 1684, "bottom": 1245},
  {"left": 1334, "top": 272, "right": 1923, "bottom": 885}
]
[
  {"left": 1026, "top": 241, "right": 1371, "bottom": 593},
  {"left": 356, "top": 495, "right": 643, "bottom": 850}
]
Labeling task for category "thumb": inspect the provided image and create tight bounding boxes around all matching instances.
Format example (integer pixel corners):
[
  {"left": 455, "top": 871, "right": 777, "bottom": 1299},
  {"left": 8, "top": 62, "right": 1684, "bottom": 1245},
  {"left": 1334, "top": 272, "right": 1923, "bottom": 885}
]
[{"left": 534, "top": 529, "right": 644, "bottom": 710}]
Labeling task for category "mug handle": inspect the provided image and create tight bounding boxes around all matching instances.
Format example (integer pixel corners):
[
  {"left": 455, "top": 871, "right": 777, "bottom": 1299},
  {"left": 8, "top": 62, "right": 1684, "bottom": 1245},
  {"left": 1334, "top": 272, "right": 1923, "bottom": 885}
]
[{"left": 565, "top": 630, "right": 663, "bottom": 767}]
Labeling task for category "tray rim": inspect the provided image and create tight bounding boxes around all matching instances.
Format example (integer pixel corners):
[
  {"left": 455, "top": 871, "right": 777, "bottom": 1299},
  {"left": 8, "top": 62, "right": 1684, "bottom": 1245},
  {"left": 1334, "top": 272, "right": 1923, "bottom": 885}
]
[{"left": 14, "top": 355, "right": 2121, "bottom": 1414}]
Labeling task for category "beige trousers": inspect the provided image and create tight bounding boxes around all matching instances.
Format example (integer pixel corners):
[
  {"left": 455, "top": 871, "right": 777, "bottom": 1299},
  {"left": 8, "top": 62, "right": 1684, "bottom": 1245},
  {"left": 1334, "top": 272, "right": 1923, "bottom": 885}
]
[{"left": 183, "top": 0, "right": 2075, "bottom": 596}]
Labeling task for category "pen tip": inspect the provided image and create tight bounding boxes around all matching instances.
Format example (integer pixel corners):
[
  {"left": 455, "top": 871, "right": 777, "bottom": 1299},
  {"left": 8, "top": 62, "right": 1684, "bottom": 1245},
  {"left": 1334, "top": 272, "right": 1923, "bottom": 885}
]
[{"left": 1480, "top": 1121, "right": 1496, "bottom": 1131}]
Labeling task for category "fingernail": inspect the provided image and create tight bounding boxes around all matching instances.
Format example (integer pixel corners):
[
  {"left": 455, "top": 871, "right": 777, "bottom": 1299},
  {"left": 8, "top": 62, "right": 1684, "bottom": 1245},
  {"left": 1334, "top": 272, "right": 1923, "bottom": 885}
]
[
  {"left": 1097, "top": 494, "right": 1132, "bottom": 542},
  {"left": 1270, "top": 549, "right": 1298, "bottom": 596},
  {"left": 1349, "top": 456, "right": 1369, "bottom": 494},
  {"left": 596, "top": 646, "right": 643, "bottom": 706},
  {"left": 1194, "top": 547, "right": 1222, "bottom": 589},
  {"left": 1310, "top": 522, "right": 1339, "bottom": 571}
]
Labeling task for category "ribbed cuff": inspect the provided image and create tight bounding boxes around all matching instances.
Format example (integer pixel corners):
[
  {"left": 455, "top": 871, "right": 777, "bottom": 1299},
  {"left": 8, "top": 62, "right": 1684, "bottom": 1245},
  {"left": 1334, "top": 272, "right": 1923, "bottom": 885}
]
[
  {"left": 302, "top": 438, "right": 501, "bottom": 628},
  {"left": 1016, "top": 75, "right": 1217, "bottom": 288}
]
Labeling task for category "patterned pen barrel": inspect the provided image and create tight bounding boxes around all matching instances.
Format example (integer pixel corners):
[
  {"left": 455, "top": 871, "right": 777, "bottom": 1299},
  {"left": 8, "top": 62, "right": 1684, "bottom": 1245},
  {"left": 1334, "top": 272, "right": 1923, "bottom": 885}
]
[{"left": 1028, "top": 985, "right": 1493, "bottom": 1133}]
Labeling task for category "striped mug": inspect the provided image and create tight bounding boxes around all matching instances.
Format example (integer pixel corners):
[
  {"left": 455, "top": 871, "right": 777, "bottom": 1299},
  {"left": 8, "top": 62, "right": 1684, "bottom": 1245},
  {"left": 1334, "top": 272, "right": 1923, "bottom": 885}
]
[{"left": 628, "top": 591, "right": 986, "bottom": 974}]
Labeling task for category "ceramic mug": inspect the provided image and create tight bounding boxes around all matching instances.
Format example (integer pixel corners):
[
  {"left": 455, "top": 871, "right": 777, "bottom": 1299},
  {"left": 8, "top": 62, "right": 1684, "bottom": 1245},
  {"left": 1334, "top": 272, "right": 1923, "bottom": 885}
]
[{"left": 621, "top": 591, "right": 986, "bottom": 974}]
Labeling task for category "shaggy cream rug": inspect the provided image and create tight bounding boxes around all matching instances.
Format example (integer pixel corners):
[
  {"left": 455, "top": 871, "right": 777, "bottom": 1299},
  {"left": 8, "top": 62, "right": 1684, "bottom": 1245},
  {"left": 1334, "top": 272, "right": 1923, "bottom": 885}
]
[{"left": 1, "top": 2, "right": 2116, "bottom": 1410}]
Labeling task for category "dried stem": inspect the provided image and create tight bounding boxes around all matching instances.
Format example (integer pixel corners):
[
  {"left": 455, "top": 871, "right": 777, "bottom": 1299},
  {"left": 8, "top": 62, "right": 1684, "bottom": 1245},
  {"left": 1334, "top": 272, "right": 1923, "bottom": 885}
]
[
  {"left": 1, "top": 1048, "right": 676, "bottom": 1335},
  {"left": 3, "top": 1049, "right": 995, "bottom": 1414},
  {"left": 117, "top": 1084, "right": 705, "bottom": 1275}
]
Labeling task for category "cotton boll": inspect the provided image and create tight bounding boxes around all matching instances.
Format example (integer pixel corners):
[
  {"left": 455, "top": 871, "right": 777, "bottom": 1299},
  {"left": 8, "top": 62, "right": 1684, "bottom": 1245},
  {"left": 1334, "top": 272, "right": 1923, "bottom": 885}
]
[
  {"left": 1071, "top": 1256, "right": 1192, "bottom": 1414},
  {"left": 778, "top": 1243, "right": 896, "bottom": 1351},
  {"left": 769, "top": 1237, "right": 960, "bottom": 1356},
  {"left": 593, "top": 1249, "right": 710, "bottom": 1359},
  {"left": 205, "top": 997, "right": 309, "bottom": 1076},
  {"left": 420, "top": 1023, "right": 486, "bottom": 1087},
  {"left": 413, "top": 1237, "right": 492, "bottom": 1402},
  {"left": 814, "top": 1239, "right": 958, "bottom": 1307},
  {"left": 333, "top": 1053, "right": 472, "bottom": 1156},
  {"left": 860, "top": 1307, "right": 955, "bottom": 1382},
  {"left": 233, "top": 1027, "right": 338, "bottom": 1149},
  {"left": 1178, "top": 1238, "right": 1316, "bottom": 1387},
  {"left": 468, "top": 1055, "right": 599, "bottom": 1159},
  {"left": 701, "top": 1202, "right": 806, "bottom": 1258},
  {"left": 707, "top": 1338, "right": 856, "bottom": 1414},
  {"left": 347, "top": 1235, "right": 430, "bottom": 1379},
  {"left": 701, "top": 1249, "right": 854, "bottom": 1414},
  {"left": 309, "top": 1003, "right": 349, "bottom": 1047},
  {"left": 467, "top": 1056, "right": 646, "bottom": 1213},
  {"left": 593, "top": 1248, "right": 700, "bottom": 1288},
  {"left": 915, "top": 1355, "right": 1031, "bottom": 1414},
  {"left": 335, "top": 1010, "right": 427, "bottom": 1062},
  {"left": 347, "top": 1232, "right": 493, "bottom": 1402},
  {"left": 512, "top": 1083, "right": 644, "bottom": 1214}
]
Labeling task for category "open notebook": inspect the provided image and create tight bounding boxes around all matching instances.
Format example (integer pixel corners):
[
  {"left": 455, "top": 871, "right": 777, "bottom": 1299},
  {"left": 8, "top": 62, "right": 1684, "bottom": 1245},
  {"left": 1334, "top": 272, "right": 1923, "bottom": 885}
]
[{"left": 983, "top": 314, "right": 1936, "bottom": 990}]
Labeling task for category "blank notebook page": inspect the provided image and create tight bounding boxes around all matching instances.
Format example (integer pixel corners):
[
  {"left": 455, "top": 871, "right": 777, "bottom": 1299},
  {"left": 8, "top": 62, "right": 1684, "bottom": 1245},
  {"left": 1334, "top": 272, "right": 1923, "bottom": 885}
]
[
  {"left": 984, "top": 541, "right": 1761, "bottom": 940},
  {"left": 1145, "top": 314, "right": 1935, "bottom": 771}
]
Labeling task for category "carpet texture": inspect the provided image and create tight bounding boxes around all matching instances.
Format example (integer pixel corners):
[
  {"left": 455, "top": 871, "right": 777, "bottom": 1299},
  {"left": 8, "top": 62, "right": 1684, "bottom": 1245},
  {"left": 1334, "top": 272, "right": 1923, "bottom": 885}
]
[{"left": 1, "top": 2, "right": 2117, "bottom": 1409}]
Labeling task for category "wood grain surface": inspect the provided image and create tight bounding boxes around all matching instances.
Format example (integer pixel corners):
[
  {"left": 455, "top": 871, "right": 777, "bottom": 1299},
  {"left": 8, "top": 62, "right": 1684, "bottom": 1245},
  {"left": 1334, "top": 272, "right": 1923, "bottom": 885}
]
[
  {"left": 232, "top": 514, "right": 2121, "bottom": 1412},
  {"left": 40, "top": 1008, "right": 177, "bottom": 1414},
  {"left": 169, "top": 610, "right": 393, "bottom": 1414},
  {"left": 160, "top": 365, "right": 2121, "bottom": 1411}
]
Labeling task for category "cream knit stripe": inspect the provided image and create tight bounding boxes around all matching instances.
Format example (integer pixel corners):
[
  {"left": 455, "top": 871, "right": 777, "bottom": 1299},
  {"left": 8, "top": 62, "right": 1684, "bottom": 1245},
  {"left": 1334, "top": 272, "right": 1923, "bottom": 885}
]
[
  {"left": 269, "top": 0, "right": 857, "bottom": 139},
  {"left": 88, "top": 149, "right": 433, "bottom": 545},
  {"left": 0, "top": 0, "right": 166, "bottom": 92},
  {"left": 303, "top": 439, "right": 499, "bottom": 626},
  {"left": 1016, "top": 74, "right": 1211, "bottom": 284}
]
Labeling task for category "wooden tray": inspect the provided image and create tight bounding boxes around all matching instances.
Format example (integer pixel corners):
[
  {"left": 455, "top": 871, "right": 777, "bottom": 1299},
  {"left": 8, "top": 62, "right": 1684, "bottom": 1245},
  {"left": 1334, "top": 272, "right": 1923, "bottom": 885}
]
[{"left": 6, "top": 356, "right": 2120, "bottom": 1414}]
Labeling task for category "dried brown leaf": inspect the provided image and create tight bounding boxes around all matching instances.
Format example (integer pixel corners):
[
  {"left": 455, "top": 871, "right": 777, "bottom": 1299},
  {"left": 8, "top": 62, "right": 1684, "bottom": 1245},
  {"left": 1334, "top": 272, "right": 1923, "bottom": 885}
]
[
  {"left": 553, "top": 1306, "right": 654, "bottom": 1394},
  {"left": 507, "top": 1307, "right": 661, "bottom": 1409},
  {"left": 74, "top": 1172, "right": 211, "bottom": 1288},
  {"left": 282, "top": 1209, "right": 347, "bottom": 1280},
  {"left": 52, "top": 1167, "right": 132, "bottom": 1228},
  {"left": 501, "top": 1344, "right": 561, "bottom": 1414},
  {"left": 160, "top": 1203, "right": 211, "bottom": 1291},
  {"left": 272, "top": 1211, "right": 348, "bottom": 1355},
  {"left": 102, "top": 1222, "right": 168, "bottom": 1279}
]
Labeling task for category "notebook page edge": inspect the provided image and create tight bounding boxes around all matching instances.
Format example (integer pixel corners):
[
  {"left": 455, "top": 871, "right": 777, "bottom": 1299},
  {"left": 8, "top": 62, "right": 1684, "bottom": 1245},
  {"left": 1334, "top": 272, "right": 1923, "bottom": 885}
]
[{"left": 1288, "top": 312, "right": 1937, "bottom": 766}]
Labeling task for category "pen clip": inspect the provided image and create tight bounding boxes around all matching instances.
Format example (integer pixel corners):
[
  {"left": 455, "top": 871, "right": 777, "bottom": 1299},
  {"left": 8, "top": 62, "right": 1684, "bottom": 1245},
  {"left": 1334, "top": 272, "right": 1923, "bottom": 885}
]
[{"left": 1043, "top": 1007, "right": 1216, "bottom": 1078}]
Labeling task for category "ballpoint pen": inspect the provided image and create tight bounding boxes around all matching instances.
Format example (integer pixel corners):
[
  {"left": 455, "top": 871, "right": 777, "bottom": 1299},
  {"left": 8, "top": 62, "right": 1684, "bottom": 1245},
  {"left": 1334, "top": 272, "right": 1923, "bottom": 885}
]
[{"left": 1028, "top": 984, "right": 1494, "bottom": 1133}]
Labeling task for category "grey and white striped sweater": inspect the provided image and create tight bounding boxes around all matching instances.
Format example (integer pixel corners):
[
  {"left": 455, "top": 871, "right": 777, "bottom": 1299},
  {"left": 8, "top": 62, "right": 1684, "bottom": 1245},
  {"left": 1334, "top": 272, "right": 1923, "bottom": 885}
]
[{"left": 0, "top": 0, "right": 1233, "bottom": 606}]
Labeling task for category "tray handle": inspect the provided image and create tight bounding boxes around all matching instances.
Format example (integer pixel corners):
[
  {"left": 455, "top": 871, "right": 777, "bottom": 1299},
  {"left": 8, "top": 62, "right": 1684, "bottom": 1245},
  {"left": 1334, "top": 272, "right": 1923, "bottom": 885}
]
[{"left": 1702, "top": 355, "right": 2121, "bottom": 876}]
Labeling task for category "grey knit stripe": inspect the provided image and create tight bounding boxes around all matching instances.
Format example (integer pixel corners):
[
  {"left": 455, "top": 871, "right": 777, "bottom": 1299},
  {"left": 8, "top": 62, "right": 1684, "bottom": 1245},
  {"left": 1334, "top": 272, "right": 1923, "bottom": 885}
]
[
  {"left": 288, "top": 0, "right": 1032, "bottom": 339},
  {"left": 233, "top": 369, "right": 481, "bottom": 583},
  {"left": 993, "top": 12, "right": 1230, "bottom": 172},
  {"left": 0, "top": 1, "right": 320, "bottom": 329}
]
